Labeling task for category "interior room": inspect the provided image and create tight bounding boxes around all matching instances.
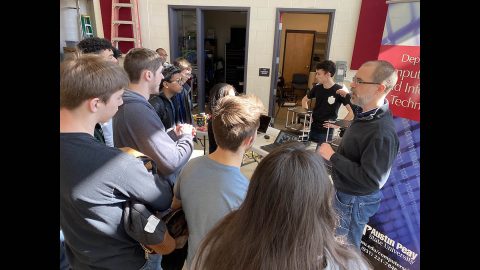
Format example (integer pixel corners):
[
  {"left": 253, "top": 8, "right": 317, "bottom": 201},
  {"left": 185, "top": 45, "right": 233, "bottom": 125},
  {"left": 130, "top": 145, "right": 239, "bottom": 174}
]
[{"left": 60, "top": 1, "right": 420, "bottom": 269}]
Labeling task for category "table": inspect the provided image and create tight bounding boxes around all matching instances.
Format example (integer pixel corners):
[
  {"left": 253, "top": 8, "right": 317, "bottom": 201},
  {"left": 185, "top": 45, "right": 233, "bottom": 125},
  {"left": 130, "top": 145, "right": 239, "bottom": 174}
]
[
  {"left": 195, "top": 127, "right": 208, "bottom": 155},
  {"left": 251, "top": 127, "right": 317, "bottom": 158},
  {"left": 251, "top": 127, "right": 281, "bottom": 157},
  {"left": 285, "top": 107, "right": 312, "bottom": 141},
  {"left": 193, "top": 126, "right": 318, "bottom": 164}
]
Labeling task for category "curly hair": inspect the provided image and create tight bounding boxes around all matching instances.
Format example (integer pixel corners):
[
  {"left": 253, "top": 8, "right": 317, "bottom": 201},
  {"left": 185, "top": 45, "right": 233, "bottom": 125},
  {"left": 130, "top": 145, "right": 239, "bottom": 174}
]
[
  {"left": 77, "top": 37, "right": 114, "bottom": 54},
  {"left": 160, "top": 65, "right": 182, "bottom": 89}
]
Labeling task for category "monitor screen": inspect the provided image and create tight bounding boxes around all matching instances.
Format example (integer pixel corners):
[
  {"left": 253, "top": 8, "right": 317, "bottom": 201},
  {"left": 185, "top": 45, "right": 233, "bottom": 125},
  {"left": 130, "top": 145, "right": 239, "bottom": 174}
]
[
  {"left": 275, "top": 131, "right": 298, "bottom": 144},
  {"left": 258, "top": 115, "right": 271, "bottom": 133}
]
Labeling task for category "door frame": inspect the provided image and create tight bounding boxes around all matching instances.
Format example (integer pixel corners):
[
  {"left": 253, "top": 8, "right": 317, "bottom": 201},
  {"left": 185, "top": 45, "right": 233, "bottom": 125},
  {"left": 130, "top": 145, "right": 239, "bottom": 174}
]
[
  {"left": 168, "top": 6, "right": 250, "bottom": 112},
  {"left": 269, "top": 8, "right": 335, "bottom": 117}
]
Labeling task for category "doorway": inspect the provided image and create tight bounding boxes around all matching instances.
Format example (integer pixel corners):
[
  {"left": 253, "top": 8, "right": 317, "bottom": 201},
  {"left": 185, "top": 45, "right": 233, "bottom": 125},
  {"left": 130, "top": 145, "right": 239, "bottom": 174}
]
[
  {"left": 169, "top": 6, "right": 249, "bottom": 113},
  {"left": 269, "top": 10, "right": 334, "bottom": 127},
  {"left": 282, "top": 30, "right": 315, "bottom": 87},
  {"left": 204, "top": 11, "right": 247, "bottom": 97}
]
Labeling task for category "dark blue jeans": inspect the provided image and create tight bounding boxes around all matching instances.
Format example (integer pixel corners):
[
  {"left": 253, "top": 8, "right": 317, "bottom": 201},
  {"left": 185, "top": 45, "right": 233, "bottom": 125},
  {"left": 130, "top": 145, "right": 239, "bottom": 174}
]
[
  {"left": 308, "top": 129, "right": 333, "bottom": 144},
  {"left": 139, "top": 254, "right": 163, "bottom": 270},
  {"left": 334, "top": 190, "right": 383, "bottom": 248},
  {"left": 309, "top": 129, "right": 333, "bottom": 151}
]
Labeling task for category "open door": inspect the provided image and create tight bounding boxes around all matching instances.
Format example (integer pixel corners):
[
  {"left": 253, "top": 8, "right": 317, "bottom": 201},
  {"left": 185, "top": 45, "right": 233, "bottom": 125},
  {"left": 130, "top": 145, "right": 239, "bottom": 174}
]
[{"left": 269, "top": 10, "right": 334, "bottom": 118}]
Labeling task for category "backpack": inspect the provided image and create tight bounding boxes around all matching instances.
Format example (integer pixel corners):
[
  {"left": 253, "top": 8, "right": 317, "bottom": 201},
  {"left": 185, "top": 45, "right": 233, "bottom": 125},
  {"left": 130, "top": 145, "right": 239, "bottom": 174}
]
[{"left": 119, "top": 147, "right": 188, "bottom": 249}]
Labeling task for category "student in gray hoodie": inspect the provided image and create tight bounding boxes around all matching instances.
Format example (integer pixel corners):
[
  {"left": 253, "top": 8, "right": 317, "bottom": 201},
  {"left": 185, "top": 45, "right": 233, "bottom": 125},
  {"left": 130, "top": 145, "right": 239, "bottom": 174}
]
[{"left": 113, "top": 48, "right": 194, "bottom": 187}]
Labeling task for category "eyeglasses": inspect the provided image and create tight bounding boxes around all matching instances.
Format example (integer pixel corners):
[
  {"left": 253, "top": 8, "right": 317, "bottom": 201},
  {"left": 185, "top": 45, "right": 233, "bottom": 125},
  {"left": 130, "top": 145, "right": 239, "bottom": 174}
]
[
  {"left": 170, "top": 78, "right": 184, "bottom": 85},
  {"left": 352, "top": 76, "right": 381, "bottom": 85}
]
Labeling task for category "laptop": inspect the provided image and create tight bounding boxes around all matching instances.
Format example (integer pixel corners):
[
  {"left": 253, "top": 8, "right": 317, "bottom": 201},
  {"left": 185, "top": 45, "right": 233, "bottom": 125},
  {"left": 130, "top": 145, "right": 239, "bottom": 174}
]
[
  {"left": 260, "top": 130, "right": 299, "bottom": 153},
  {"left": 257, "top": 115, "right": 271, "bottom": 134}
]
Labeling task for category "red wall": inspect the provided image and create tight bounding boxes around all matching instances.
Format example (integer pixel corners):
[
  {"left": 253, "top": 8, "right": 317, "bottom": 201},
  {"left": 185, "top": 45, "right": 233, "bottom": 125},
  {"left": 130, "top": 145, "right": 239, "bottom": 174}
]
[
  {"left": 99, "top": 0, "right": 135, "bottom": 53},
  {"left": 350, "top": 0, "right": 388, "bottom": 70}
]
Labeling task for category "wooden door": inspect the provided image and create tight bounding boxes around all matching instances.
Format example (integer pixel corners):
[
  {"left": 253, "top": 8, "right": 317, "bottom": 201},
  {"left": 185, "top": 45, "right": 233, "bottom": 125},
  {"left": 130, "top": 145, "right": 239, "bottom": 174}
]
[{"left": 282, "top": 31, "right": 314, "bottom": 86}]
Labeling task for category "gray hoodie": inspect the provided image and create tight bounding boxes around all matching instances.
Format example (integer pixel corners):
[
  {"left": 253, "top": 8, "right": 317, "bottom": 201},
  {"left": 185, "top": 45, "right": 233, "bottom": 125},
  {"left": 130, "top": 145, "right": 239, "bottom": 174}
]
[{"left": 113, "top": 89, "right": 194, "bottom": 186}]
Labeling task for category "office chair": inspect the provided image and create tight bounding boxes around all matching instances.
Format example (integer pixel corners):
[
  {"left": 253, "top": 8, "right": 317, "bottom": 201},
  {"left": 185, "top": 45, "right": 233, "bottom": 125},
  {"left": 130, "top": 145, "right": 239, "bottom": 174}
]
[{"left": 291, "top": 73, "right": 309, "bottom": 100}]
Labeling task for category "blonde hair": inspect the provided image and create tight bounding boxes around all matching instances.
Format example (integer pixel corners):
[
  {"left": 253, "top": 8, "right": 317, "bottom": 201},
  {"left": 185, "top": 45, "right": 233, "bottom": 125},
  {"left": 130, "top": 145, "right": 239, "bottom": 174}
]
[
  {"left": 212, "top": 94, "right": 265, "bottom": 152},
  {"left": 173, "top": 57, "right": 192, "bottom": 71}
]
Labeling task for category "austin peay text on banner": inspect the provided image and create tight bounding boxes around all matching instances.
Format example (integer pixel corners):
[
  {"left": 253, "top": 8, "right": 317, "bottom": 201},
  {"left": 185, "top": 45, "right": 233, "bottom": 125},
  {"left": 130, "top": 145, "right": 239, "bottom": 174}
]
[{"left": 359, "top": 2, "right": 420, "bottom": 270}]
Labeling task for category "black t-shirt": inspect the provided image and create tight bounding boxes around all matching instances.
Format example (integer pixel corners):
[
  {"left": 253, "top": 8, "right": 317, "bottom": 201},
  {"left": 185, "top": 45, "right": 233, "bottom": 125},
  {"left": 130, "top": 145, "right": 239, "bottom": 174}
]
[
  {"left": 307, "top": 83, "right": 348, "bottom": 133},
  {"left": 60, "top": 133, "right": 173, "bottom": 269}
]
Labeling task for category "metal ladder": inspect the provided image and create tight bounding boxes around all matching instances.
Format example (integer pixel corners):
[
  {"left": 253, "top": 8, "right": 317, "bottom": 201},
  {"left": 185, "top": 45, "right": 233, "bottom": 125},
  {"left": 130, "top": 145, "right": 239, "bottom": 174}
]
[
  {"left": 111, "top": 0, "right": 141, "bottom": 51},
  {"left": 80, "top": 15, "right": 94, "bottom": 38}
]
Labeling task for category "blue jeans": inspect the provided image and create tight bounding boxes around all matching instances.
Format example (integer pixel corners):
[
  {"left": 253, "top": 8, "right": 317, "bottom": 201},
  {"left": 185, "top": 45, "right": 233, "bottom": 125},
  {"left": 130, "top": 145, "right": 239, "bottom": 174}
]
[
  {"left": 309, "top": 129, "right": 332, "bottom": 144},
  {"left": 139, "top": 253, "right": 163, "bottom": 270},
  {"left": 60, "top": 230, "right": 70, "bottom": 270},
  {"left": 334, "top": 190, "right": 382, "bottom": 248}
]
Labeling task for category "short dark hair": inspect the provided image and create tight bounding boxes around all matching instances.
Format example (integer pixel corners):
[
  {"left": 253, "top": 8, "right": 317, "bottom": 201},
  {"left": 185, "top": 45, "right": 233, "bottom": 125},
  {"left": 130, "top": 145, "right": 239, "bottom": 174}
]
[
  {"left": 316, "top": 60, "right": 336, "bottom": 77},
  {"left": 208, "top": 83, "right": 237, "bottom": 113},
  {"left": 364, "top": 60, "right": 398, "bottom": 93},
  {"left": 77, "top": 37, "right": 113, "bottom": 54},
  {"left": 112, "top": 47, "right": 122, "bottom": 59},
  {"left": 160, "top": 66, "right": 182, "bottom": 88}
]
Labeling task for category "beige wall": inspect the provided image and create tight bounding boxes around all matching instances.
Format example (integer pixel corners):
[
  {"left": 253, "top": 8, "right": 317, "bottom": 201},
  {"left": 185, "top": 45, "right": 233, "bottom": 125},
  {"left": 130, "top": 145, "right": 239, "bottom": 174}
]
[
  {"left": 60, "top": 0, "right": 98, "bottom": 53},
  {"left": 134, "top": 0, "right": 362, "bottom": 110},
  {"left": 278, "top": 13, "right": 329, "bottom": 75},
  {"left": 60, "top": 0, "right": 88, "bottom": 52}
]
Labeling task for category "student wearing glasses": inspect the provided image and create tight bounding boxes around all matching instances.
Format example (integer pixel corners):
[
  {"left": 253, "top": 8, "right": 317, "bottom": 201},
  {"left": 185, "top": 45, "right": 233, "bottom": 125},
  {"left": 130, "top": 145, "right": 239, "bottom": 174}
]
[
  {"left": 149, "top": 66, "right": 185, "bottom": 130},
  {"left": 301, "top": 60, "right": 354, "bottom": 144},
  {"left": 317, "top": 60, "right": 400, "bottom": 248}
]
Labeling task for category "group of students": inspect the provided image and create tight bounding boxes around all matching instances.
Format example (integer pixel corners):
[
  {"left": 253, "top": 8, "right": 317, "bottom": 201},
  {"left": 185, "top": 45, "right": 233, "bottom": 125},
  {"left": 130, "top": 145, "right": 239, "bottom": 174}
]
[
  {"left": 61, "top": 39, "right": 194, "bottom": 270},
  {"left": 61, "top": 37, "right": 400, "bottom": 270}
]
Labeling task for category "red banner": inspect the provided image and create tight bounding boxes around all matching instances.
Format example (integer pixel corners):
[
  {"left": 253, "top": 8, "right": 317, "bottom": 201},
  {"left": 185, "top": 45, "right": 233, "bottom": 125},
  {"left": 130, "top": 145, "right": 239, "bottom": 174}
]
[{"left": 378, "top": 45, "right": 420, "bottom": 122}]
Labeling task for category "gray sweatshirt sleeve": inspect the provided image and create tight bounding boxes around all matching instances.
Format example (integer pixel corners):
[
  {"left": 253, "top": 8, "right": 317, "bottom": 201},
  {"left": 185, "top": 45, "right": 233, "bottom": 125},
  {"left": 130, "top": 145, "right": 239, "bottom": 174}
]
[
  {"left": 118, "top": 154, "right": 173, "bottom": 211},
  {"left": 114, "top": 102, "right": 194, "bottom": 178}
]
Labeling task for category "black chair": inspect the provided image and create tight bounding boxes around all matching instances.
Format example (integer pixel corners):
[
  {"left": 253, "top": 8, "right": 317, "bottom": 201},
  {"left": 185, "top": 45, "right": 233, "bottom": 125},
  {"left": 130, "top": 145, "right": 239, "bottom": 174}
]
[
  {"left": 291, "top": 73, "right": 309, "bottom": 99},
  {"left": 275, "top": 77, "right": 285, "bottom": 116}
]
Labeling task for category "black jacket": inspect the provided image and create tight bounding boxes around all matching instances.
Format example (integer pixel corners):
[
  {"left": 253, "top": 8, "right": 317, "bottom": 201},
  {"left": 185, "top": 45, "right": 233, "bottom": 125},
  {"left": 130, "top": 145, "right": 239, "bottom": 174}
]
[
  {"left": 330, "top": 100, "right": 399, "bottom": 195},
  {"left": 149, "top": 92, "right": 177, "bottom": 130}
]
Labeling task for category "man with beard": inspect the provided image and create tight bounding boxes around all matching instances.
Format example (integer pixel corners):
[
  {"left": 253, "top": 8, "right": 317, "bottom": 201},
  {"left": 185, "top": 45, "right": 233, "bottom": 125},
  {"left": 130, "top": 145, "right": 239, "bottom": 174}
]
[{"left": 317, "top": 60, "right": 400, "bottom": 248}]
